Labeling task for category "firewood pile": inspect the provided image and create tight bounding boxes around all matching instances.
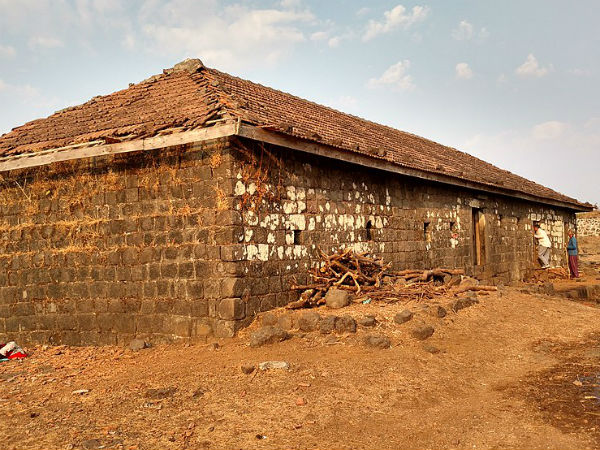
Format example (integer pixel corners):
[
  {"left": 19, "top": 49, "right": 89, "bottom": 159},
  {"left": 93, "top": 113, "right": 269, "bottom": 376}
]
[{"left": 289, "top": 247, "right": 497, "bottom": 309}]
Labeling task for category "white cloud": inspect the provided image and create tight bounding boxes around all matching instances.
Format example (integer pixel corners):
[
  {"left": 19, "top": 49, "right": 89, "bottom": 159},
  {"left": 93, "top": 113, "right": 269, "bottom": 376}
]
[
  {"left": 0, "top": 79, "right": 40, "bottom": 99},
  {"left": 367, "top": 60, "right": 415, "bottom": 91},
  {"left": 515, "top": 54, "right": 552, "bottom": 78},
  {"left": 452, "top": 20, "right": 489, "bottom": 41},
  {"left": 532, "top": 121, "right": 568, "bottom": 140},
  {"left": 568, "top": 68, "right": 591, "bottom": 76},
  {"left": 452, "top": 20, "right": 473, "bottom": 40},
  {"left": 497, "top": 73, "right": 508, "bottom": 84},
  {"left": 356, "top": 7, "right": 370, "bottom": 17},
  {"left": 310, "top": 31, "right": 328, "bottom": 41},
  {"left": 328, "top": 36, "right": 341, "bottom": 48},
  {"left": 0, "top": 44, "right": 16, "bottom": 57},
  {"left": 363, "top": 4, "right": 429, "bottom": 41},
  {"left": 139, "top": 2, "right": 314, "bottom": 70},
  {"left": 455, "top": 62, "right": 473, "bottom": 79},
  {"left": 28, "top": 36, "right": 64, "bottom": 49}
]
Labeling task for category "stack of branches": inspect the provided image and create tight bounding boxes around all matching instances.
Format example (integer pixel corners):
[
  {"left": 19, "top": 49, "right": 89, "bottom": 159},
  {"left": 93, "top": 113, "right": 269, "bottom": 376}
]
[
  {"left": 294, "top": 247, "right": 387, "bottom": 293},
  {"left": 392, "top": 268, "right": 465, "bottom": 284},
  {"left": 289, "top": 247, "right": 497, "bottom": 309}
]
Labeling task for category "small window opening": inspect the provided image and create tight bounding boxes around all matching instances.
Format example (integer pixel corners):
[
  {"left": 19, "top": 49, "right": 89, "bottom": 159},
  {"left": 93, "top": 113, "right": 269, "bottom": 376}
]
[
  {"left": 293, "top": 230, "right": 302, "bottom": 245},
  {"left": 423, "top": 222, "right": 431, "bottom": 242},
  {"left": 449, "top": 221, "right": 456, "bottom": 232},
  {"left": 366, "top": 220, "right": 373, "bottom": 241}
]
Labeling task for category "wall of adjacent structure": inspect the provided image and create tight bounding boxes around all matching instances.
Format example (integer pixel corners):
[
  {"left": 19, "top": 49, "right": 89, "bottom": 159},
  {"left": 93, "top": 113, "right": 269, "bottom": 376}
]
[
  {"left": 228, "top": 139, "right": 576, "bottom": 316},
  {"left": 0, "top": 138, "right": 242, "bottom": 346},
  {"left": 577, "top": 211, "right": 600, "bottom": 236}
]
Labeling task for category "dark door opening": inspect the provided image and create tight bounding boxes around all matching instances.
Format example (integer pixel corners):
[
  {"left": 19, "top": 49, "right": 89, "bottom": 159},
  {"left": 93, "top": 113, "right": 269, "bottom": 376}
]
[{"left": 472, "top": 208, "right": 485, "bottom": 265}]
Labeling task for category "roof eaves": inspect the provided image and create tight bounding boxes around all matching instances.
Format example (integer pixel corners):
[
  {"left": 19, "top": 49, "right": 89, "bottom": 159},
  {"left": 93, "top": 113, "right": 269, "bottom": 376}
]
[{"left": 236, "top": 124, "right": 593, "bottom": 212}]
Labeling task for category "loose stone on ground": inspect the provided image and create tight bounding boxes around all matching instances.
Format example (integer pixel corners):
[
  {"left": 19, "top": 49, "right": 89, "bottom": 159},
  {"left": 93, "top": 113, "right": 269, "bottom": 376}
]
[
  {"left": 394, "top": 310, "right": 413, "bottom": 324},
  {"left": 325, "top": 288, "right": 350, "bottom": 309},
  {"left": 364, "top": 334, "right": 391, "bottom": 349},
  {"left": 249, "top": 326, "right": 290, "bottom": 347}
]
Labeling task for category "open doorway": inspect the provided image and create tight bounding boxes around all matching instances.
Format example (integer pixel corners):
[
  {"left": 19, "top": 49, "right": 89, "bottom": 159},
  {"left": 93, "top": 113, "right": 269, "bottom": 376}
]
[{"left": 472, "top": 208, "right": 486, "bottom": 265}]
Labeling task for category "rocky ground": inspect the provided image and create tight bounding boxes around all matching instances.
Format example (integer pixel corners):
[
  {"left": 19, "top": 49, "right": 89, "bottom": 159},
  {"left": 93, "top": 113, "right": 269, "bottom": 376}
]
[{"left": 1, "top": 269, "right": 600, "bottom": 450}]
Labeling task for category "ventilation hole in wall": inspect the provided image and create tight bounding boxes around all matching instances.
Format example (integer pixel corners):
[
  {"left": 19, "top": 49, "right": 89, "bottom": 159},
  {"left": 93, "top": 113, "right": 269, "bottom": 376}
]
[
  {"left": 366, "top": 220, "right": 373, "bottom": 241},
  {"left": 424, "top": 222, "right": 431, "bottom": 242},
  {"left": 449, "top": 221, "right": 456, "bottom": 232},
  {"left": 293, "top": 230, "right": 302, "bottom": 245}
]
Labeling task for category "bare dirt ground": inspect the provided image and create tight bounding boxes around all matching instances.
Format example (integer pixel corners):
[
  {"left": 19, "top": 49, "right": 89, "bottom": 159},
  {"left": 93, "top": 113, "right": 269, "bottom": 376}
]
[{"left": 1, "top": 274, "right": 600, "bottom": 450}]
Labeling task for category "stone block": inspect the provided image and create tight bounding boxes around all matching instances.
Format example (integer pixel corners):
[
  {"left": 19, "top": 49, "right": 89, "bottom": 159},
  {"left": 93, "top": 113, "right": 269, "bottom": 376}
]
[
  {"left": 77, "top": 314, "right": 97, "bottom": 331},
  {"left": 191, "top": 319, "right": 213, "bottom": 337},
  {"left": 298, "top": 311, "right": 320, "bottom": 332},
  {"left": 364, "top": 333, "right": 391, "bottom": 349},
  {"left": 220, "top": 245, "right": 245, "bottom": 262},
  {"left": 249, "top": 326, "right": 289, "bottom": 347},
  {"left": 394, "top": 310, "right": 413, "bottom": 325},
  {"left": 163, "top": 315, "right": 191, "bottom": 337},
  {"left": 55, "top": 314, "right": 77, "bottom": 331},
  {"left": 335, "top": 315, "right": 357, "bottom": 333},
  {"left": 319, "top": 316, "right": 337, "bottom": 334},
  {"left": 214, "top": 319, "right": 236, "bottom": 338},
  {"left": 221, "top": 278, "right": 244, "bottom": 297},
  {"left": 411, "top": 324, "right": 435, "bottom": 340},
  {"left": 136, "top": 315, "right": 165, "bottom": 334},
  {"left": 217, "top": 297, "right": 245, "bottom": 320},
  {"left": 325, "top": 288, "right": 350, "bottom": 309}
]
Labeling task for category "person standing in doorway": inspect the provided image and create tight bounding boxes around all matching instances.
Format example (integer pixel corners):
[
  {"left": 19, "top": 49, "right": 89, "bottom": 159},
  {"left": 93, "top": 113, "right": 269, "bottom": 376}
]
[
  {"left": 533, "top": 223, "right": 552, "bottom": 269},
  {"left": 566, "top": 229, "right": 580, "bottom": 278}
]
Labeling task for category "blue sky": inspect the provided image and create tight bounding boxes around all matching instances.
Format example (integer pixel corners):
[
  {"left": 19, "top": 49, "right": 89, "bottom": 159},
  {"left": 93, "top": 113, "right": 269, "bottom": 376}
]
[{"left": 0, "top": 0, "right": 598, "bottom": 206}]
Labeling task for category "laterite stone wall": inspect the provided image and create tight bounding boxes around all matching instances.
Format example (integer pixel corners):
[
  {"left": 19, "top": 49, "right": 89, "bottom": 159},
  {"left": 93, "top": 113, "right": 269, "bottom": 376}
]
[
  {"left": 0, "top": 138, "right": 243, "bottom": 345},
  {"left": 0, "top": 136, "right": 578, "bottom": 345},
  {"left": 577, "top": 211, "right": 600, "bottom": 237},
  {"left": 228, "top": 139, "right": 576, "bottom": 314}
]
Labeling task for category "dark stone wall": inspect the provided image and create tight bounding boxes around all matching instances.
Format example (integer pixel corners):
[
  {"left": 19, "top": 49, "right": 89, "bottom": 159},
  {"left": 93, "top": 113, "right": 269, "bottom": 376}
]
[
  {"left": 0, "top": 138, "right": 242, "bottom": 345},
  {"left": 0, "top": 136, "right": 577, "bottom": 345},
  {"left": 229, "top": 139, "right": 576, "bottom": 314}
]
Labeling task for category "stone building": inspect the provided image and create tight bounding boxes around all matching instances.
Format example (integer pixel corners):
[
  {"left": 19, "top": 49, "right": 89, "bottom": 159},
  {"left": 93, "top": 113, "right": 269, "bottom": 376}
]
[
  {"left": 577, "top": 211, "right": 600, "bottom": 237},
  {"left": 0, "top": 59, "right": 592, "bottom": 345}
]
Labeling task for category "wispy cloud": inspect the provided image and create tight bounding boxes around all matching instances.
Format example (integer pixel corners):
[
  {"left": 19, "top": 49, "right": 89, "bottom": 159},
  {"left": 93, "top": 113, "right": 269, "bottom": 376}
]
[
  {"left": 363, "top": 4, "right": 429, "bottom": 41},
  {"left": 568, "top": 68, "right": 592, "bottom": 76},
  {"left": 139, "top": 2, "right": 315, "bottom": 70},
  {"left": 532, "top": 120, "right": 568, "bottom": 140},
  {"left": 451, "top": 20, "right": 489, "bottom": 41},
  {"left": 28, "top": 36, "right": 64, "bottom": 50},
  {"left": 367, "top": 60, "right": 415, "bottom": 91},
  {"left": 0, "top": 44, "right": 16, "bottom": 57},
  {"left": 463, "top": 119, "right": 600, "bottom": 205},
  {"left": 515, "top": 54, "right": 552, "bottom": 78},
  {"left": 455, "top": 62, "right": 473, "bottom": 79}
]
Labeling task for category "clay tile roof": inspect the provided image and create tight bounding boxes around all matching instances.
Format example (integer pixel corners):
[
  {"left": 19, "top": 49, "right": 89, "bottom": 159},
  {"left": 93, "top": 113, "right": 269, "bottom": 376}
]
[{"left": 0, "top": 59, "right": 591, "bottom": 210}]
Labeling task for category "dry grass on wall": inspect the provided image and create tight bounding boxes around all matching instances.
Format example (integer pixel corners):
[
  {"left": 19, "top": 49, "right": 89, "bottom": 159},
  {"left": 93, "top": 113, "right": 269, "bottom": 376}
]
[{"left": 0, "top": 142, "right": 228, "bottom": 261}]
